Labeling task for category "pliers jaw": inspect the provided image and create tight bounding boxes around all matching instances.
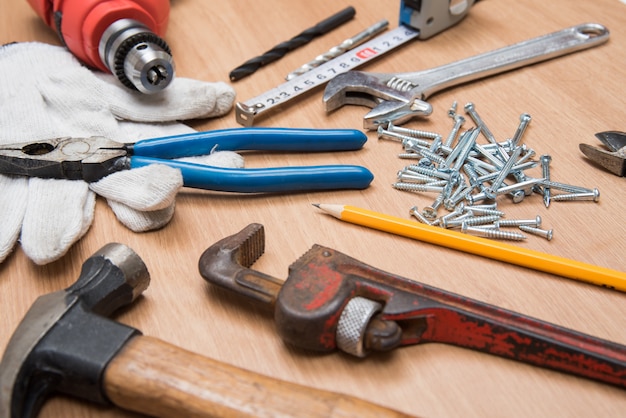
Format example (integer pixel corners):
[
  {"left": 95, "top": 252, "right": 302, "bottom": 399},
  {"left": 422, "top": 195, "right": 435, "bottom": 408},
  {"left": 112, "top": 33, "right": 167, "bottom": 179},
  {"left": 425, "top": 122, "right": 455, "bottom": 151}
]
[
  {"left": 579, "top": 131, "right": 626, "bottom": 177},
  {"left": 0, "top": 137, "right": 127, "bottom": 182}
]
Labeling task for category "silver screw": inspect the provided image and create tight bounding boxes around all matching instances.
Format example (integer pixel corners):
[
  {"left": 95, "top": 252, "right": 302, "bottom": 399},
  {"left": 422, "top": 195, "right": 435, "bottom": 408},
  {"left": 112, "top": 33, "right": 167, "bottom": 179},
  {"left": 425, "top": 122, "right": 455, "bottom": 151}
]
[
  {"left": 398, "top": 152, "right": 425, "bottom": 160},
  {"left": 552, "top": 189, "right": 600, "bottom": 202},
  {"left": 496, "top": 215, "right": 542, "bottom": 228},
  {"left": 377, "top": 126, "right": 418, "bottom": 142},
  {"left": 440, "top": 212, "right": 471, "bottom": 228},
  {"left": 463, "top": 206, "right": 505, "bottom": 216},
  {"left": 386, "top": 121, "right": 440, "bottom": 139},
  {"left": 423, "top": 193, "right": 445, "bottom": 219},
  {"left": 464, "top": 102, "right": 498, "bottom": 144},
  {"left": 541, "top": 180, "right": 594, "bottom": 194},
  {"left": 444, "top": 115, "right": 466, "bottom": 148},
  {"left": 406, "top": 165, "right": 452, "bottom": 181},
  {"left": 462, "top": 223, "right": 527, "bottom": 241},
  {"left": 397, "top": 170, "right": 436, "bottom": 183},
  {"left": 447, "top": 214, "right": 502, "bottom": 228},
  {"left": 448, "top": 101, "right": 458, "bottom": 119},
  {"left": 392, "top": 183, "right": 444, "bottom": 193},
  {"left": 409, "top": 206, "right": 433, "bottom": 225},
  {"left": 519, "top": 225, "right": 553, "bottom": 241},
  {"left": 486, "top": 146, "right": 523, "bottom": 196},
  {"left": 470, "top": 177, "right": 543, "bottom": 203},
  {"left": 540, "top": 154, "right": 552, "bottom": 207},
  {"left": 472, "top": 143, "right": 505, "bottom": 170},
  {"left": 418, "top": 148, "right": 447, "bottom": 166},
  {"left": 511, "top": 113, "right": 532, "bottom": 148}
]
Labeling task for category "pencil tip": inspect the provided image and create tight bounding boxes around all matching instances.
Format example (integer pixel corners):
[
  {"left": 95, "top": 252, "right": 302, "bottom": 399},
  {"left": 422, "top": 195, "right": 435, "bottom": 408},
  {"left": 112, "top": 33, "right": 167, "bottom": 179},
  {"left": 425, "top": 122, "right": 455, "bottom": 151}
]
[{"left": 311, "top": 203, "right": 320, "bottom": 208}]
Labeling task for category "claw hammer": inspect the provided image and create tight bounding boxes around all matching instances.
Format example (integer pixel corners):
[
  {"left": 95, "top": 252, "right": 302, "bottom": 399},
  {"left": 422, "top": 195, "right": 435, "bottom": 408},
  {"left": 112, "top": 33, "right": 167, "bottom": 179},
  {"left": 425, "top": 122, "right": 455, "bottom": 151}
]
[
  {"left": 199, "top": 223, "right": 626, "bottom": 389},
  {"left": 0, "top": 243, "right": 409, "bottom": 418}
]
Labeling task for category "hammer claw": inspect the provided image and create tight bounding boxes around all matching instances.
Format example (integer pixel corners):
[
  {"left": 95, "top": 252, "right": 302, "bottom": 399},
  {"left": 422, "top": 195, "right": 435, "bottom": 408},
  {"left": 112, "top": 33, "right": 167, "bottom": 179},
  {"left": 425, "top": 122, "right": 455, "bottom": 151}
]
[{"left": 2, "top": 239, "right": 409, "bottom": 418}]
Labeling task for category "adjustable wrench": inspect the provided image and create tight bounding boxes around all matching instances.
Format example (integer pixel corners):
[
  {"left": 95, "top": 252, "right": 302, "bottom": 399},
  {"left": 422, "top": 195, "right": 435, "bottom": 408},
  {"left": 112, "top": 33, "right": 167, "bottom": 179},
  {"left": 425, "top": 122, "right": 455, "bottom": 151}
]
[
  {"left": 323, "top": 23, "right": 610, "bottom": 129},
  {"left": 199, "top": 223, "right": 626, "bottom": 389}
]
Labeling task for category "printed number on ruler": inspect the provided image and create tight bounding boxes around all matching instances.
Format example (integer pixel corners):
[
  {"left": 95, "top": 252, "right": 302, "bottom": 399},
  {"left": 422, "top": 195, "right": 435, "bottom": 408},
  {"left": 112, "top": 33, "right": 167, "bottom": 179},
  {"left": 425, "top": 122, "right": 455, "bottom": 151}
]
[{"left": 236, "top": 26, "right": 420, "bottom": 126}]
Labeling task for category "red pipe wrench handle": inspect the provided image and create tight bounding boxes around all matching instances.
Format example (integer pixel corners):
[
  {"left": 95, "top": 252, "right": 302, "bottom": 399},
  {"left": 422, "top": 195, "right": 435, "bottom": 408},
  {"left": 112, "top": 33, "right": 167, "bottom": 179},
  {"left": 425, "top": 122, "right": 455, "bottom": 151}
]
[{"left": 275, "top": 245, "right": 626, "bottom": 389}]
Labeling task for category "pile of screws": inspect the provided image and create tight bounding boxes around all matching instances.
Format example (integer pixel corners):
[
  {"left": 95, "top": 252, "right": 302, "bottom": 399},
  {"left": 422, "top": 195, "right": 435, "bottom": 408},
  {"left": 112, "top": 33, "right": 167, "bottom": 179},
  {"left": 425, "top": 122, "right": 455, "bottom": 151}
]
[{"left": 381, "top": 102, "right": 600, "bottom": 241}]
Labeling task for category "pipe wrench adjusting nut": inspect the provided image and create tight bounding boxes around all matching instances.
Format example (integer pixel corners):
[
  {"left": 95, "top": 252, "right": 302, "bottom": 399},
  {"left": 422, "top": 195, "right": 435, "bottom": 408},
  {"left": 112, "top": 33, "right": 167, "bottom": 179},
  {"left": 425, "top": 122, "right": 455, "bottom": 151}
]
[{"left": 336, "top": 297, "right": 382, "bottom": 357}]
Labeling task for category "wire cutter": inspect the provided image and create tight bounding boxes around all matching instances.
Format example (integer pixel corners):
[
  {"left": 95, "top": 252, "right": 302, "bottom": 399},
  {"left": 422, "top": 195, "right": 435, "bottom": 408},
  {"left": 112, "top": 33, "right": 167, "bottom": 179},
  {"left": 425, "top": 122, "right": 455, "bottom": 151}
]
[
  {"left": 0, "top": 127, "right": 374, "bottom": 193},
  {"left": 579, "top": 131, "right": 626, "bottom": 177}
]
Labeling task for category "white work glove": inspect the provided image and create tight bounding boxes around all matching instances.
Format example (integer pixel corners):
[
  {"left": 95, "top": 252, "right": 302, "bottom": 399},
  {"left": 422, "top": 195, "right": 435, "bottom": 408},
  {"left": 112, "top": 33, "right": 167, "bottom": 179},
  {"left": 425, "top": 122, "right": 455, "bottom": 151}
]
[{"left": 0, "top": 42, "right": 243, "bottom": 265}]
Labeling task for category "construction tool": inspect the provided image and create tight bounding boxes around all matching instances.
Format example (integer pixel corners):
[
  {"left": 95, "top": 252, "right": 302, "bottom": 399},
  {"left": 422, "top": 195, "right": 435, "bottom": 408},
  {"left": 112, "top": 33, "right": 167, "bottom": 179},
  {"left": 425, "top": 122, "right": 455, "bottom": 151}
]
[
  {"left": 27, "top": 0, "right": 175, "bottom": 94},
  {"left": 199, "top": 223, "right": 626, "bottom": 389},
  {"left": 229, "top": 6, "right": 356, "bottom": 81},
  {"left": 235, "top": 0, "right": 477, "bottom": 126},
  {"left": 0, "top": 243, "right": 410, "bottom": 418},
  {"left": 285, "top": 19, "right": 390, "bottom": 81},
  {"left": 579, "top": 131, "right": 626, "bottom": 176},
  {"left": 323, "top": 23, "right": 610, "bottom": 129},
  {"left": 0, "top": 127, "right": 373, "bottom": 193}
]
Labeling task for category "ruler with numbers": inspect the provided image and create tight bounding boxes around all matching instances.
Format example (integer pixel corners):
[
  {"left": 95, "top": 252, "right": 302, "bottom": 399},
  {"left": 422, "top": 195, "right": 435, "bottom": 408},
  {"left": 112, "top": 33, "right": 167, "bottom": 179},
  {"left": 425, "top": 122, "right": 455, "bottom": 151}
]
[{"left": 235, "top": 25, "right": 419, "bottom": 126}]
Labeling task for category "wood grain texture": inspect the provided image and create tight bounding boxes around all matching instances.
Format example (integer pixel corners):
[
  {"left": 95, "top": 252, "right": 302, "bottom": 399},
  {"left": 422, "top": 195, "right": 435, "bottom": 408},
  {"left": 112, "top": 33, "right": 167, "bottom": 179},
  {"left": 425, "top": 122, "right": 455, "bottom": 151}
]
[
  {"left": 104, "top": 336, "right": 409, "bottom": 417},
  {"left": 1, "top": 0, "right": 625, "bottom": 417}
]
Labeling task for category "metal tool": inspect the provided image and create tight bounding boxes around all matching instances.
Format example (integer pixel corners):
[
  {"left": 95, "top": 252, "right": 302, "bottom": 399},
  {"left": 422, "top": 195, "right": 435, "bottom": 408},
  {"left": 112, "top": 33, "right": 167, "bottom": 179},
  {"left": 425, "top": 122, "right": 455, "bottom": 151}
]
[
  {"left": 27, "top": 0, "right": 175, "bottom": 94},
  {"left": 229, "top": 6, "right": 356, "bottom": 81},
  {"left": 235, "top": 0, "right": 477, "bottom": 126},
  {"left": 323, "top": 23, "right": 610, "bottom": 129},
  {"left": 0, "top": 127, "right": 373, "bottom": 193},
  {"left": 285, "top": 19, "right": 390, "bottom": 81},
  {"left": 579, "top": 131, "right": 626, "bottom": 176},
  {"left": 0, "top": 243, "right": 409, "bottom": 418},
  {"left": 398, "top": 0, "right": 476, "bottom": 40},
  {"left": 199, "top": 223, "right": 626, "bottom": 389},
  {"left": 235, "top": 26, "right": 419, "bottom": 126}
]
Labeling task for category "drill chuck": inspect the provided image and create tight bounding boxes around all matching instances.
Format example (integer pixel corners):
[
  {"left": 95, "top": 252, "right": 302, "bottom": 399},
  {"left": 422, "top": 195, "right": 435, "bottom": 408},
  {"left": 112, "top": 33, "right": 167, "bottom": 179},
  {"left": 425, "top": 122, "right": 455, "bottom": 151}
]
[{"left": 99, "top": 19, "right": 175, "bottom": 94}]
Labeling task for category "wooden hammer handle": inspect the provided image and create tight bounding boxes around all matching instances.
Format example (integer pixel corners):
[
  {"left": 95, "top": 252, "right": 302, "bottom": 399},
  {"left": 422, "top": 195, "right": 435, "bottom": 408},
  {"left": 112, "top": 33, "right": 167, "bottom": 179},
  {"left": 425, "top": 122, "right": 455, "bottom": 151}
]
[{"left": 104, "top": 336, "right": 411, "bottom": 418}]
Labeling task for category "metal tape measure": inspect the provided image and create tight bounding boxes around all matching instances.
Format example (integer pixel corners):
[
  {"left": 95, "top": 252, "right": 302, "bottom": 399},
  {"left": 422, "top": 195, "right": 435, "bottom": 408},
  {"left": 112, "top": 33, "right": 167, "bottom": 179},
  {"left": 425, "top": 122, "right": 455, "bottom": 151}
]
[{"left": 235, "top": 25, "right": 419, "bottom": 126}]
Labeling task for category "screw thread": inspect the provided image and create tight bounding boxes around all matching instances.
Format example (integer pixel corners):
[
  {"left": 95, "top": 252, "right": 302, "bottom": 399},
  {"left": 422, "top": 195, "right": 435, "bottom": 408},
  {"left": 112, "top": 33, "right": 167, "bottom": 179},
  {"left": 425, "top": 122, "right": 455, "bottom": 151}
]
[
  {"left": 462, "top": 224, "right": 527, "bottom": 241},
  {"left": 387, "top": 122, "right": 440, "bottom": 139},
  {"left": 449, "top": 214, "right": 502, "bottom": 227},
  {"left": 552, "top": 191, "right": 600, "bottom": 202},
  {"left": 496, "top": 216, "right": 541, "bottom": 227},
  {"left": 519, "top": 225, "right": 553, "bottom": 241},
  {"left": 406, "top": 165, "right": 452, "bottom": 180},
  {"left": 392, "top": 183, "right": 444, "bottom": 193}
]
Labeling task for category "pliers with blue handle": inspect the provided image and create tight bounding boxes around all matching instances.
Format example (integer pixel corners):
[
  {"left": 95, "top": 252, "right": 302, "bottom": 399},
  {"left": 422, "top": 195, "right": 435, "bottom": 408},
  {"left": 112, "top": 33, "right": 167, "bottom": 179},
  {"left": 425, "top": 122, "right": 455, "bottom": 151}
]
[{"left": 0, "top": 127, "right": 373, "bottom": 193}]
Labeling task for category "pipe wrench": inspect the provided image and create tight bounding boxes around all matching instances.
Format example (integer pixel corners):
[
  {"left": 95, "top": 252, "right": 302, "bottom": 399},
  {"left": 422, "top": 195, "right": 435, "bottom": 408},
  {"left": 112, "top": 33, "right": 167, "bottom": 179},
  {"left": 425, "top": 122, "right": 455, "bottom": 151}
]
[
  {"left": 199, "top": 223, "right": 626, "bottom": 390},
  {"left": 323, "top": 23, "right": 610, "bottom": 129}
]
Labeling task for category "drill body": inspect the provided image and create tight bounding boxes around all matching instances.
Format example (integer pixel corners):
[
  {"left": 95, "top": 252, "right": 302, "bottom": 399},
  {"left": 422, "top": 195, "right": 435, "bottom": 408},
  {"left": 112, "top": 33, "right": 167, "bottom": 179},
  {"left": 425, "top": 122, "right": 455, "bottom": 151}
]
[{"left": 28, "top": 0, "right": 175, "bottom": 93}]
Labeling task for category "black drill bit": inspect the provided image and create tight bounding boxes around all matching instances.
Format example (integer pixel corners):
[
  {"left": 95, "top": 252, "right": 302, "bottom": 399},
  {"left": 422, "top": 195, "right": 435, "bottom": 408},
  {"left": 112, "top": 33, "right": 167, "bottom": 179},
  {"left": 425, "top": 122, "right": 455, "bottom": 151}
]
[{"left": 229, "top": 6, "right": 356, "bottom": 81}]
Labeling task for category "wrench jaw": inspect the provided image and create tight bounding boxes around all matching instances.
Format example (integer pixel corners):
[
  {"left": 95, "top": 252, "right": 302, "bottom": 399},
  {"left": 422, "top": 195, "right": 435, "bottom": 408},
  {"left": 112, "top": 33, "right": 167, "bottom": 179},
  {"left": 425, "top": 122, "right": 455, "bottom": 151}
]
[
  {"left": 198, "top": 223, "right": 283, "bottom": 308},
  {"left": 363, "top": 98, "right": 433, "bottom": 130},
  {"left": 324, "top": 72, "right": 389, "bottom": 112},
  {"left": 323, "top": 71, "right": 433, "bottom": 129}
]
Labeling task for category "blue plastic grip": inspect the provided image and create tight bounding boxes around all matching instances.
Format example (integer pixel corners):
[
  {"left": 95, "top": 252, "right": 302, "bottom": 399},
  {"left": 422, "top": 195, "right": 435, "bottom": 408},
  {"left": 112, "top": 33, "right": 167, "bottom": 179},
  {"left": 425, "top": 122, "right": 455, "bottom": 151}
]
[
  {"left": 131, "top": 127, "right": 368, "bottom": 158},
  {"left": 129, "top": 156, "right": 374, "bottom": 193}
]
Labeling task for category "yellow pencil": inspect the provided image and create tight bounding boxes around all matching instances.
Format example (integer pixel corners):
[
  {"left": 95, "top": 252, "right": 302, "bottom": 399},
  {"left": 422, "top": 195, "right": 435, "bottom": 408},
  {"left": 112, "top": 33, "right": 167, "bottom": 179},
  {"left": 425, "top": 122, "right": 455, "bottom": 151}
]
[{"left": 313, "top": 203, "right": 626, "bottom": 293}]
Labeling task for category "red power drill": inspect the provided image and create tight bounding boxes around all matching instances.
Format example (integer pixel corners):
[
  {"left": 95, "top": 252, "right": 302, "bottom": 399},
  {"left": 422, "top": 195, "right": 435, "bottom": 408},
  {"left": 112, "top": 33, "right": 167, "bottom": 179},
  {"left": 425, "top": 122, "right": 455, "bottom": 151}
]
[{"left": 27, "top": 0, "right": 175, "bottom": 94}]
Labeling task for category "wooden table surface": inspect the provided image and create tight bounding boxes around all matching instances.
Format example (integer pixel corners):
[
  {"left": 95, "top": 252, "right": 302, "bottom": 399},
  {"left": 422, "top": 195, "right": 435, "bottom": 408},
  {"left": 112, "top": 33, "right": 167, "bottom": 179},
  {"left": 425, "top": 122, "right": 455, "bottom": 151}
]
[{"left": 1, "top": 0, "right": 625, "bottom": 417}]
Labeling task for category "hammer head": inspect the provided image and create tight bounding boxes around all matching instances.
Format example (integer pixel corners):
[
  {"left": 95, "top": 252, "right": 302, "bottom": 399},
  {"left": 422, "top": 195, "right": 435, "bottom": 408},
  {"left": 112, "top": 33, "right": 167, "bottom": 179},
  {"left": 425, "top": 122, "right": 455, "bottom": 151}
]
[{"left": 0, "top": 243, "right": 150, "bottom": 418}]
